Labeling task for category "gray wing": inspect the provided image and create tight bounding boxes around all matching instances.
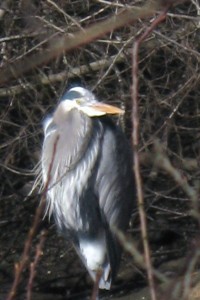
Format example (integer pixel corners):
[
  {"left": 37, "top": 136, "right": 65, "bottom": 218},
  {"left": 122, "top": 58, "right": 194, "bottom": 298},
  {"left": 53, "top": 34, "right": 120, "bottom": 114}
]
[
  {"left": 95, "top": 120, "right": 135, "bottom": 277},
  {"left": 96, "top": 121, "right": 135, "bottom": 229}
]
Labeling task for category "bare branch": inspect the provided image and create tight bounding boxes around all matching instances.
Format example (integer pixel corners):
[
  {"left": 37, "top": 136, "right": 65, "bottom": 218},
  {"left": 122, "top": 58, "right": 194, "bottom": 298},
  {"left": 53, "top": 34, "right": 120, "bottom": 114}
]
[
  {"left": 131, "top": 5, "right": 170, "bottom": 300},
  {"left": 0, "top": 1, "right": 184, "bottom": 85}
]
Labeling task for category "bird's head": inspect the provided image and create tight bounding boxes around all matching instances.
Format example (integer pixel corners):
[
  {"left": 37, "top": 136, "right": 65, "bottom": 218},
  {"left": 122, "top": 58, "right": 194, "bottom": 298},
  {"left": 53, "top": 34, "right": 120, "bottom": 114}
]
[
  {"left": 43, "top": 87, "right": 124, "bottom": 135},
  {"left": 56, "top": 86, "right": 124, "bottom": 117}
]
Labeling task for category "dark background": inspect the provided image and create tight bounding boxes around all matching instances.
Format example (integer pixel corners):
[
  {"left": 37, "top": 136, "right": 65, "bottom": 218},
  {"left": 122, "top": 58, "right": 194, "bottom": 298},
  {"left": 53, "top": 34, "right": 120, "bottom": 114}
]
[{"left": 0, "top": 1, "right": 200, "bottom": 299}]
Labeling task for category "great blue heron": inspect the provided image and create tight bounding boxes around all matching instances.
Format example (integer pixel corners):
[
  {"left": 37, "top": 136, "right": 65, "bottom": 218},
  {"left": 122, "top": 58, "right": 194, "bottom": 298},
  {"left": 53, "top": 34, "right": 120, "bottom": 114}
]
[{"left": 41, "top": 87, "right": 134, "bottom": 291}]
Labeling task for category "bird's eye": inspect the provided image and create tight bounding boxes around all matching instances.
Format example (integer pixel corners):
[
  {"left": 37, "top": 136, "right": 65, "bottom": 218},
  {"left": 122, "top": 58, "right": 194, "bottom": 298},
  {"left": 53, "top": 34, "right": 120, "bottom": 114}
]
[{"left": 76, "top": 98, "right": 85, "bottom": 106}]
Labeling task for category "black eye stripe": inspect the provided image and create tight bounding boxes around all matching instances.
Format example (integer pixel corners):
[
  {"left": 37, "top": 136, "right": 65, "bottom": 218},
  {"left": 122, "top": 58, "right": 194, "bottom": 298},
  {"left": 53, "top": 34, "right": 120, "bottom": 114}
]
[{"left": 61, "top": 90, "right": 82, "bottom": 101}]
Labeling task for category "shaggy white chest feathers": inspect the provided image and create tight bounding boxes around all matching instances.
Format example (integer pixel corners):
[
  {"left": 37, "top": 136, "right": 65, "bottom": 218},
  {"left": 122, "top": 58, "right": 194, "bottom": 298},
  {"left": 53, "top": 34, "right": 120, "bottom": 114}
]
[{"left": 42, "top": 109, "right": 103, "bottom": 230}]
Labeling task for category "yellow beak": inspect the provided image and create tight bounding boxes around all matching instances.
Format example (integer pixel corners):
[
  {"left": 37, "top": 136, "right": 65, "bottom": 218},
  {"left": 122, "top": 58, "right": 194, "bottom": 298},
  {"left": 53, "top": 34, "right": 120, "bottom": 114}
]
[
  {"left": 56, "top": 99, "right": 124, "bottom": 118},
  {"left": 80, "top": 102, "right": 124, "bottom": 117}
]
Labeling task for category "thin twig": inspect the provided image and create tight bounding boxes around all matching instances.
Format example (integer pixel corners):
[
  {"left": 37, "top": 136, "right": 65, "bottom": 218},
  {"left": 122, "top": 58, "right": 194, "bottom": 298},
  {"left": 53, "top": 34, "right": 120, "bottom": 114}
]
[
  {"left": 154, "top": 140, "right": 200, "bottom": 220},
  {"left": 6, "top": 136, "right": 59, "bottom": 300},
  {"left": 131, "top": 5, "right": 170, "bottom": 300},
  {"left": 116, "top": 230, "right": 169, "bottom": 284},
  {"left": 26, "top": 229, "right": 47, "bottom": 300},
  {"left": 46, "top": 0, "right": 83, "bottom": 30}
]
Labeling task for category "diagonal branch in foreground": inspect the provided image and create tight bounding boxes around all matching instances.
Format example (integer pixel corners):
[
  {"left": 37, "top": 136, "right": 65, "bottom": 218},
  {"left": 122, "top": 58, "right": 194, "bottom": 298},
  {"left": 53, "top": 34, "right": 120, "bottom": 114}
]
[
  {"left": 0, "top": 0, "right": 186, "bottom": 85},
  {"left": 6, "top": 135, "right": 59, "bottom": 300}
]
